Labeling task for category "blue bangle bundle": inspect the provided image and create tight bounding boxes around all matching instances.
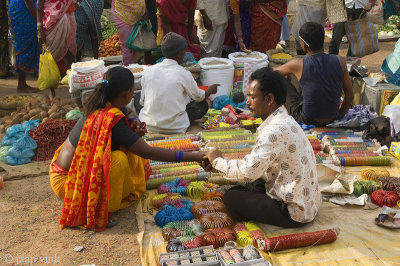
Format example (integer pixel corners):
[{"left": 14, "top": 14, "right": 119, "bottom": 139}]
[
  {"left": 151, "top": 193, "right": 194, "bottom": 209},
  {"left": 155, "top": 205, "right": 194, "bottom": 227},
  {"left": 158, "top": 178, "right": 190, "bottom": 196},
  {"left": 174, "top": 150, "right": 184, "bottom": 163},
  {"left": 163, "top": 198, "right": 194, "bottom": 210}
]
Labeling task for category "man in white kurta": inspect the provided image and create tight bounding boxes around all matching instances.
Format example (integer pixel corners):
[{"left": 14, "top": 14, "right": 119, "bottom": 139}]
[
  {"left": 139, "top": 59, "right": 206, "bottom": 134},
  {"left": 139, "top": 33, "right": 218, "bottom": 134},
  {"left": 292, "top": 0, "right": 326, "bottom": 54},
  {"left": 197, "top": 0, "right": 229, "bottom": 57}
]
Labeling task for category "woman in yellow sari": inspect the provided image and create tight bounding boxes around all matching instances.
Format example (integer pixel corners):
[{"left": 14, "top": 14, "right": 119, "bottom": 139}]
[{"left": 49, "top": 66, "right": 205, "bottom": 231}]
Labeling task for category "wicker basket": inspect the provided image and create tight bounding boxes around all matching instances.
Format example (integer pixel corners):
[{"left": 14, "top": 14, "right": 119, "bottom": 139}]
[
  {"left": 0, "top": 109, "right": 13, "bottom": 117},
  {"left": 326, "top": 0, "right": 347, "bottom": 24},
  {"left": 185, "top": 63, "right": 201, "bottom": 81},
  {"left": 266, "top": 49, "right": 296, "bottom": 64}
]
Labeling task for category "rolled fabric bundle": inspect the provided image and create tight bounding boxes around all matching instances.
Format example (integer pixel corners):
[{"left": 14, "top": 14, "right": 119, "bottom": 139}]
[{"left": 256, "top": 228, "right": 340, "bottom": 252}]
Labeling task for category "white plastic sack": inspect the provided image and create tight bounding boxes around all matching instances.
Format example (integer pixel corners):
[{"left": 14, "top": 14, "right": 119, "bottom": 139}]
[
  {"left": 127, "top": 64, "right": 147, "bottom": 91},
  {"left": 69, "top": 69, "right": 106, "bottom": 93},
  {"left": 127, "top": 64, "right": 147, "bottom": 79},
  {"left": 69, "top": 60, "right": 106, "bottom": 93},
  {"left": 367, "top": 0, "right": 384, "bottom": 25},
  {"left": 198, "top": 58, "right": 234, "bottom": 100},
  {"left": 71, "top": 59, "right": 105, "bottom": 74},
  {"left": 382, "top": 105, "right": 400, "bottom": 134},
  {"left": 228, "top": 52, "right": 269, "bottom": 95}
]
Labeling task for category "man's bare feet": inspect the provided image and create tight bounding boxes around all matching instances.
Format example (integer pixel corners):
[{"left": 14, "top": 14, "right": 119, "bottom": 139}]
[{"left": 17, "top": 84, "right": 39, "bottom": 93}]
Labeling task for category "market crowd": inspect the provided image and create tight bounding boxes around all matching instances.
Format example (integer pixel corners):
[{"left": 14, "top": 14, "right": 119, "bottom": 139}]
[
  {"left": 1, "top": 0, "right": 399, "bottom": 93},
  {"left": 0, "top": 0, "right": 399, "bottom": 231}
]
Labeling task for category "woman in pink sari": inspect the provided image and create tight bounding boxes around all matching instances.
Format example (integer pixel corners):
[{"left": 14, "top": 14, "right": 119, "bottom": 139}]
[
  {"left": 37, "top": 0, "right": 77, "bottom": 98},
  {"left": 112, "top": 0, "right": 148, "bottom": 66},
  {"left": 157, "top": 0, "right": 201, "bottom": 60}
]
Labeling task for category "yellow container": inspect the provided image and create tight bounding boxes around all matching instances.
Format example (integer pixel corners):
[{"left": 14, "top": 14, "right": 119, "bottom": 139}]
[{"left": 390, "top": 142, "right": 400, "bottom": 160}]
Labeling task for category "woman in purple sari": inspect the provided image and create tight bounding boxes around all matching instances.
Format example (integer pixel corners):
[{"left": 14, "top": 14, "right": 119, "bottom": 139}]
[{"left": 227, "top": 0, "right": 251, "bottom": 52}]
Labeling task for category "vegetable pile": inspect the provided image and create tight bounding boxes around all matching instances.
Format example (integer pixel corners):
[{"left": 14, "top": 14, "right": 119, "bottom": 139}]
[
  {"left": 271, "top": 53, "right": 293, "bottom": 60},
  {"left": 0, "top": 95, "right": 81, "bottom": 133},
  {"left": 101, "top": 15, "right": 118, "bottom": 41},
  {"left": 99, "top": 33, "right": 122, "bottom": 57},
  {"left": 0, "top": 95, "right": 33, "bottom": 117},
  {"left": 376, "top": 15, "right": 400, "bottom": 37},
  {"left": 30, "top": 119, "right": 77, "bottom": 161}
]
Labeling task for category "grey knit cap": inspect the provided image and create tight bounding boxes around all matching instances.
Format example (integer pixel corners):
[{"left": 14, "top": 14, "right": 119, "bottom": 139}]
[{"left": 161, "top": 32, "right": 188, "bottom": 58}]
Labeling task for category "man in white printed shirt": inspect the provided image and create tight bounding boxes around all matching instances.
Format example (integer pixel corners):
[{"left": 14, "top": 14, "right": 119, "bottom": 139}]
[
  {"left": 329, "top": 0, "right": 374, "bottom": 55},
  {"left": 204, "top": 68, "right": 321, "bottom": 227},
  {"left": 139, "top": 33, "right": 218, "bottom": 134}
]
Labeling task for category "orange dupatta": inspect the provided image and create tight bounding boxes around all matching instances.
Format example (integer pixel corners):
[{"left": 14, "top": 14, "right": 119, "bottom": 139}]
[{"left": 60, "top": 105, "right": 128, "bottom": 231}]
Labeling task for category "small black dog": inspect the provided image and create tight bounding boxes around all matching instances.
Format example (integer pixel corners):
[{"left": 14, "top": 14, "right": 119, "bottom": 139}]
[{"left": 363, "top": 117, "right": 397, "bottom": 147}]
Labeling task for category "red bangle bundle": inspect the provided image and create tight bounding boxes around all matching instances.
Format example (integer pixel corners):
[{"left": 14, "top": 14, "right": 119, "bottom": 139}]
[
  {"left": 202, "top": 228, "right": 237, "bottom": 248},
  {"left": 162, "top": 227, "right": 185, "bottom": 241},
  {"left": 250, "top": 229, "right": 265, "bottom": 239},
  {"left": 183, "top": 236, "right": 208, "bottom": 249},
  {"left": 371, "top": 189, "right": 400, "bottom": 207},
  {"left": 379, "top": 177, "right": 400, "bottom": 197},
  {"left": 201, "top": 191, "right": 224, "bottom": 202},
  {"left": 233, "top": 222, "right": 247, "bottom": 232},
  {"left": 200, "top": 212, "right": 234, "bottom": 229},
  {"left": 191, "top": 200, "right": 226, "bottom": 218}
]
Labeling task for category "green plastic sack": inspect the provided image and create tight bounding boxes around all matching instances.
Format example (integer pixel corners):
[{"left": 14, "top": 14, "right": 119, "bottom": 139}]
[
  {"left": 66, "top": 110, "right": 83, "bottom": 120},
  {"left": 0, "top": 146, "right": 11, "bottom": 161},
  {"left": 126, "top": 21, "right": 157, "bottom": 52}
]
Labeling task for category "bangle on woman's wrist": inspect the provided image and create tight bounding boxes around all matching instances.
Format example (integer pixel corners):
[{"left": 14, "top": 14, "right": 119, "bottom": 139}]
[{"left": 174, "top": 151, "right": 183, "bottom": 163}]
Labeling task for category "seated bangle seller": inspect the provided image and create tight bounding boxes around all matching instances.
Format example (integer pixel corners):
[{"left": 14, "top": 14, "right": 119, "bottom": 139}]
[
  {"left": 139, "top": 32, "right": 218, "bottom": 134},
  {"left": 204, "top": 67, "right": 321, "bottom": 228},
  {"left": 274, "top": 22, "right": 354, "bottom": 126},
  {"left": 49, "top": 66, "right": 205, "bottom": 231}
]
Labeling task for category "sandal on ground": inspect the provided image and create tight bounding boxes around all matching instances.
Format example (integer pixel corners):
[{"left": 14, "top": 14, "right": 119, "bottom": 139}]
[{"left": 106, "top": 214, "right": 119, "bottom": 228}]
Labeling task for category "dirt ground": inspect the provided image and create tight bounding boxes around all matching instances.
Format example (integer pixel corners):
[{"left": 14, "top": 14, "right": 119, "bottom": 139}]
[{"left": 0, "top": 37, "right": 397, "bottom": 266}]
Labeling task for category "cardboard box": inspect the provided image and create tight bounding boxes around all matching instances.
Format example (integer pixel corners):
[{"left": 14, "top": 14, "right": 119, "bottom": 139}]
[
  {"left": 390, "top": 142, "right": 400, "bottom": 160},
  {"left": 361, "top": 83, "right": 400, "bottom": 115}
]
